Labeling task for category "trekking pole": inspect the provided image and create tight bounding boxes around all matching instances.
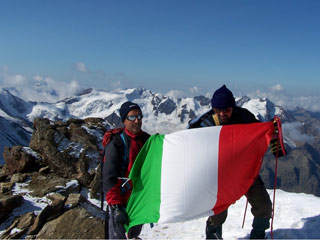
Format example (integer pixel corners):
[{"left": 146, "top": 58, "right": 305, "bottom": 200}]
[
  {"left": 100, "top": 162, "right": 104, "bottom": 210},
  {"left": 105, "top": 206, "right": 110, "bottom": 239},
  {"left": 242, "top": 198, "right": 249, "bottom": 229},
  {"left": 270, "top": 116, "right": 286, "bottom": 240},
  {"left": 270, "top": 138, "right": 279, "bottom": 240}
]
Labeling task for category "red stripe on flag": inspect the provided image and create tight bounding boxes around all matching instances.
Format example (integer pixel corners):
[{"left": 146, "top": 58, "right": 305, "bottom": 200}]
[{"left": 213, "top": 122, "right": 273, "bottom": 214}]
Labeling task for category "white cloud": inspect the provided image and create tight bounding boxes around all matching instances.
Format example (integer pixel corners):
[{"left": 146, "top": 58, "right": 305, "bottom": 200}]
[
  {"left": 247, "top": 84, "right": 320, "bottom": 112},
  {"left": 5, "top": 74, "right": 27, "bottom": 86},
  {"left": 165, "top": 86, "right": 207, "bottom": 99},
  {"left": 75, "top": 62, "right": 87, "bottom": 73},
  {"left": 270, "top": 84, "right": 284, "bottom": 91},
  {"left": 33, "top": 75, "right": 43, "bottom": 81},
  {"left": 111, "top": 80, "right": 121, "bottom": 88},
  {"left": 0, "top": 68, "right": 82, "bottom": 103},
  {"left": 2, "top": 66, "right": 320, "bottom": 113},
  {"left": 189, "top": 86, "right": 201, "bottom": 95},
  {"left": 282, "top": 122, "right": 313, "bottom": 143},
  {"left": 107, "top": 72, "right": 134, "bottom": 90},
  {"left": 165, "top": 90, "right": 185, "bottom": 99},
  {"left": 204, "top": 90, "right": 214, "bottom": 99}
]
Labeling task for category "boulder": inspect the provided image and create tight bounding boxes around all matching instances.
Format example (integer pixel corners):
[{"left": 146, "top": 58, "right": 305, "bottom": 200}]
[
  {"left": 0, "top": 212, "right": 36, "bottom": 239},
  {"left": 36, "top": 203, "right": 104, "bottom": 239},
  {"left": 28, "top": 196, "right": 65, "bottom": 235},
  {"left": 27, "top": 173, "right": 80, "bottom": 198},
  {"left": 64, "top": 193, "right": 86, "bottom": 210},
  {"left": 3, "top": 146, "right": 41, "bottom": 176},
  {"left": 47, "top": 192, "right": 67, "bottom": 203},
  {"left": 69, "top": 122, "right": 98, "bottom": 151},
  {"left": 84, "top": 117, "right": 108, "bottom": 131},
  {"left": 0, "top": 181, "right": 14, "bottom": 194},
  {"left": 0, "top": 195, "right": 24, "bottom": 223},
  {"left": 0, "top": 165, "right": 8, "bottom": 182},
  {"left": 10, "top": 173, "right": 27, "bottom": 183},
  {"left": 89, "top": 164, "right": 102, "bottom": 200},
  {"left": 29, "top": 118, "right": 101, "bottom": 188},
  {"left": 29, "top": 118, "right": 77, "bottom": 178}
]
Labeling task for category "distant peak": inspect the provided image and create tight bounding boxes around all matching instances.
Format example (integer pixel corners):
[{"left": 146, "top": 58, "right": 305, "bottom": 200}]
[{"left": 76, "top": 88, "right": 93, "bottom": 96}]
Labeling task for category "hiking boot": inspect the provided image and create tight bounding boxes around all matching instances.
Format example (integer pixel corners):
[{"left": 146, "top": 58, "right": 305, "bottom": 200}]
[
  {"left": 249, "top": 229, "right": 266, "bottom": 239},
  {"left": 249, "top": 217, "right": 270, "bottom": 239},
  {"left": 206, "top": 224, "right": 222, "bottom": 239}
]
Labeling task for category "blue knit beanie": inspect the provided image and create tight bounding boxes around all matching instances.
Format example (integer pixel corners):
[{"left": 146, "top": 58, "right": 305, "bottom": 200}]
[
  {"left": 211, "top": 85, "right": 235, "bottom": 109},
  {"left": 120, "top": 101, "right": 141, "bottom": 122}
]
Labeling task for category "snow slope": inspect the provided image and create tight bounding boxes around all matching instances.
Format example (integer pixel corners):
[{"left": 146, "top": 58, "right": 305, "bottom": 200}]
[
  {"left": 139, "top": 190, "right": 320, "bottom": 239},
  {"left": 2, "top": 185, "right": 320, "bottom": 239}
]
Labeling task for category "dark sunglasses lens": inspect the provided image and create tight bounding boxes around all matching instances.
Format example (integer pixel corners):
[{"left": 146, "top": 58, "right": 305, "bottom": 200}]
[
  {"left": 127, "top": 115, "right": 135, "bottom": 121},
  {"left": 127, "top": 114, "right": 143, "bottom": 121}
]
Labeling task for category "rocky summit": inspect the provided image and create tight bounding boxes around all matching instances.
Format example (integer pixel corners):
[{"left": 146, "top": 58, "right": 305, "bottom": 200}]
[{"left": 0, "top": 117, "right": 107, "bottom": 239}]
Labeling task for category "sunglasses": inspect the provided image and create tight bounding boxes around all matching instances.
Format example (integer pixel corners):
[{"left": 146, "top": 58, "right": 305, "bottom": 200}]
[
  {"left": 213, "top": 107, "right": 233, "bottom": 114},
  {"left": 126, "top": 114, "right": 143, "bottom": 121}
]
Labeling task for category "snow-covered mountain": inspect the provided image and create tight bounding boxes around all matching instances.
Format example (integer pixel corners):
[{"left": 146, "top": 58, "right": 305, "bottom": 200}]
[
  {"left": 26, "top": 87, "right": 212, "bottom": 133},
  {"left": 1, "top": 87, "right": 320, "bottom": 239},
  {"left": 0, "top": 87, "right": 286, "bottom": 165},
  {"left": 3, "top": 87, "right": 286, "bottom": 131},
  {"left": 2, "top": 86, "right": 320, "bottom": 197},
  {"left": 33, "top": 88, "right": 286, "bottom": 127},
  {"left": 0, "top": 89, "right": 35, "bottom": 158}
]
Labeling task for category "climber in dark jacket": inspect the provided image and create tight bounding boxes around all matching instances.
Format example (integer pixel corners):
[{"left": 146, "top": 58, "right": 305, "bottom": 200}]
[
  {"left": 103, "top": 101, "right": 150, "bottom": 239},
  {"left": 188, "top": 85, "right": 272, "bottom": 239}
]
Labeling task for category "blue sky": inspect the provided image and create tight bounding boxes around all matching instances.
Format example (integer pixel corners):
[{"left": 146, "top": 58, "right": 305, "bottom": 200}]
[{"left": 0, "top": 0, "right": 320, "bottom": 100}]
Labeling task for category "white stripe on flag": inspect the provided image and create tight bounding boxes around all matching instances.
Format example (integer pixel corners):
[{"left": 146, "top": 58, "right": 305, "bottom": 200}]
[{"left": 159, "top": 126, "right": 222, "bottom": 222}]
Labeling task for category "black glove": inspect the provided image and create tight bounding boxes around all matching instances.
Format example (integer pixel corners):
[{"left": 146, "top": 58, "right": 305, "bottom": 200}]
[
  {"left": 270, "top": 119, "right": 286, "bottom": 157},
  {"left": 110, "top": 204, "right": 128, "bottom": 225}
]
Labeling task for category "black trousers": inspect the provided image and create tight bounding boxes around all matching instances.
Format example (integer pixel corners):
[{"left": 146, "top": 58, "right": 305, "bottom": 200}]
[
  {"left": 207, "top": 175, "right": 272, "bottom": 226},
  {"left": 105, "top": 206, "right": 143, "bottom": 239}
]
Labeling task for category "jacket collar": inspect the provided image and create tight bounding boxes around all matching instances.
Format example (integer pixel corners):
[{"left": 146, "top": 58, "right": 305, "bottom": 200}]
[{"left": 124, "top": 128, "right": 143, "bottom": 139}]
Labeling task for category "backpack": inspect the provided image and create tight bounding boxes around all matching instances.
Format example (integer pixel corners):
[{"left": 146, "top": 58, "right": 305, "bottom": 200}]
[
  {"left": 101, "top": 128, "right": 154, "bottom": 237},
  {"left": 100, "top": 127, "right": 129, "bottom": 210}
]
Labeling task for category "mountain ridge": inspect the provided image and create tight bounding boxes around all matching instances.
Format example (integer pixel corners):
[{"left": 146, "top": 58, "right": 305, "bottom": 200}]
[
  {"left": 1, "top": 87, "right": 320, "bottom": 197},
  {"left": 1, "top": 86, "right": 320, "bottom": 238}
]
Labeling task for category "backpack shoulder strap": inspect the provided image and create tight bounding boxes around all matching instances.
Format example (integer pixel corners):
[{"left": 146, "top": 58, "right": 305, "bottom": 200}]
[
  {"left": 119, "top": 132, "right": 129, "bottom": 176},
  {"left": 212, "top": 114, "right": 220, "bottom": 126}
]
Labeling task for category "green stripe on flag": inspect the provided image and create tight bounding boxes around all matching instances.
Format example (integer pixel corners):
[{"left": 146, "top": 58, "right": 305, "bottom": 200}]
[{"left": 126, "top": 134, "right": 165, "bottom": 230}]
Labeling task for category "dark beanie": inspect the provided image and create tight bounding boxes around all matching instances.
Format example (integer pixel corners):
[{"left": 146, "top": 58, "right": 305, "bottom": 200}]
[
  {"left": 119, "top": 101, "right": 141, "bottom": 122},
  {"left": 211, "top": 85, "right": 235, "bottom": 109}
]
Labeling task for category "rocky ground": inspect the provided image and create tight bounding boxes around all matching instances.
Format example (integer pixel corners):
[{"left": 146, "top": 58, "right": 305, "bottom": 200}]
[
  {"left": 0, "top": 118, "right": 108, "bottom": 239},
  {"left": 1, "top": 115, "right": 320, "bottom": 239}
]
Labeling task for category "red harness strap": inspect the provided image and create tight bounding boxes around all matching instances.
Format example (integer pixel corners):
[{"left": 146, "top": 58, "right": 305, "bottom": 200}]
[{"left": 270, "top": 116, "right": 286, "bottom": 239}]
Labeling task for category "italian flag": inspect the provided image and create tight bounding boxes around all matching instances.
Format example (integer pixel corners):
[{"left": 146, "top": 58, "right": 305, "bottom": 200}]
[{"left": 126, "top": 122, "right": 274, "bottom": 229}]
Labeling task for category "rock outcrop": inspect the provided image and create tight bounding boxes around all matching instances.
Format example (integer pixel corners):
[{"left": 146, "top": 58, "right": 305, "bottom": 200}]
[{"left": 0, "top": 117, "right": 108, "bottom": 239}]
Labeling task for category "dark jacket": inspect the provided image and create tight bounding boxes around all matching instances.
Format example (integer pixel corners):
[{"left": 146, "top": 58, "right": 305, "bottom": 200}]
[
  {"left": 188, "top": 106, "right": 259, "bottom": 128},
  {"left": 102, "top": 128, "right": 150, "bottom": 205}
]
